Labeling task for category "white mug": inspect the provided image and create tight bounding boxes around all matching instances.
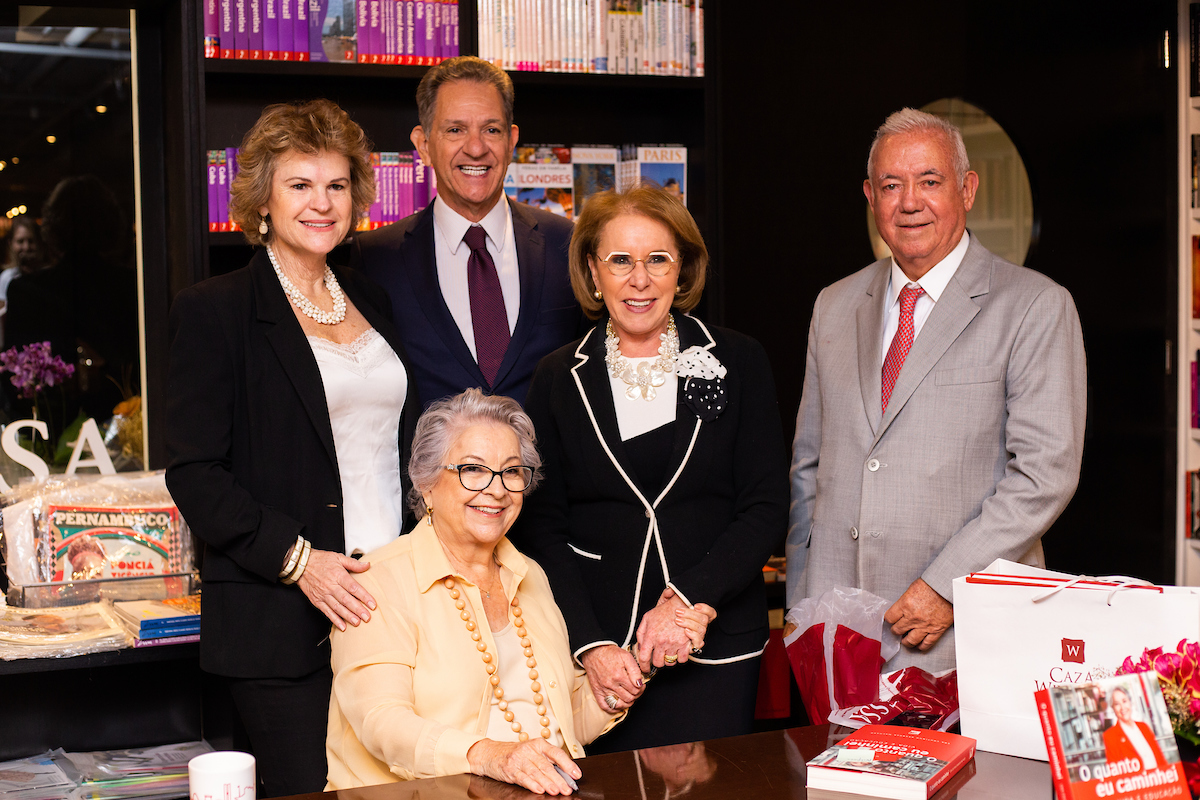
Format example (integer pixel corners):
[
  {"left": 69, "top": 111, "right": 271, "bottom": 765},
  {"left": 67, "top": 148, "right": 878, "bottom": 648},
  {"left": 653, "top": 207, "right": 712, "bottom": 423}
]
[{"left": 189, "top": 751, "right": 256, "bottom": 800}]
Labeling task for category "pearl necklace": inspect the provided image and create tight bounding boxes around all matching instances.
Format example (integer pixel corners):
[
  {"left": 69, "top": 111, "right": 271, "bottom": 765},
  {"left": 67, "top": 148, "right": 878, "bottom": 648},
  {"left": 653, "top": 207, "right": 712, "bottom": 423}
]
[
  {"left": 443, "top": 577, "right": 552, "bottom": 742},
  {"left": 267, "top": 244, "right": 347, "bottom": 325},
  {"left": 604, "top": 315, "right": 679, "bottom": 401}
]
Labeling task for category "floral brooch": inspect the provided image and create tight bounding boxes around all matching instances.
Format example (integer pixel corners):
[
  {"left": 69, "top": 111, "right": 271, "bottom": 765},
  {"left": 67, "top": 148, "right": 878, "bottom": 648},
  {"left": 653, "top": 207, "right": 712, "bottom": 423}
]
[{"left": 677, "top": 346, "right": 727, "bottom": 421}]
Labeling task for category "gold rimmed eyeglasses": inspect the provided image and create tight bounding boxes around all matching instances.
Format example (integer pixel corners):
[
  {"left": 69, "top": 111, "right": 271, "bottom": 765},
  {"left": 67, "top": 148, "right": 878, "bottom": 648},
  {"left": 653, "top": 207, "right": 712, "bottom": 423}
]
[{"left": 595, "top": 250, "right": 677, "bottom": 277}]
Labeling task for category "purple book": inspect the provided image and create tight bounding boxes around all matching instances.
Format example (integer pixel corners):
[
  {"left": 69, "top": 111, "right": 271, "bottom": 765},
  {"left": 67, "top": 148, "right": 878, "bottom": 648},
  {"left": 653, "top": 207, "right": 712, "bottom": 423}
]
[
  {"left": 423, "top": 0, "right": 435, "bottom": 64},
  {"left": 234, "top": 0, "right": 248, "bottom": 58},
  {"left": 295, "top": 0, "right": 308, "bottom": 60},
  {"left": 381, "top": 0, "right": 392, "bottom": 63},
  {"left": 368, "top": 153, "right": 382, "bottom": 227},
  {"left": 399, "top": 0, "right": 411, "bottom": 63},
  {"left": 205, "top": 0, "right": 220, "bottom": 57},
  {"left": 412, "top": 0, "right": 425, "bottom": 64},
  {"left": 207, "top": 151, "right": 219, "bottom": 231},
  {"left": 428, "top": 161, "right": 436, "bottom": 201},
  {"left": 226, "top": 147, "right": 240, "bottom": 231},
  {"left": 249, "top": 0, "right": 263, "bottom": 58},
  {"left": 264, "top": 0, "right": 278, "bottom": 58},
  {"left": 357, "top": 0, "right": 370, "bottom": 62},
  {"left": 399, "top": 152, "right": 413, "bottom": 219},
  {"left": 446, "top": 0, "right": 458, "bottom": 58},
  {"left": 134, "top": 633, "right": 201, "bottom": 648},
  {"left": 215, "top": 151, "right": 229, "bottom": 232},
  {"left": 278, "top": 0, "right": 293, "bottom": 59},
  {"left": 220, "top": 0, "right": 234, "bottom": 57},
  {"left": 309, "top": 0, "right": 326, "bottom": 61},
  {"left": 412, "top": 149, "right": 428, "bottom": 212}
]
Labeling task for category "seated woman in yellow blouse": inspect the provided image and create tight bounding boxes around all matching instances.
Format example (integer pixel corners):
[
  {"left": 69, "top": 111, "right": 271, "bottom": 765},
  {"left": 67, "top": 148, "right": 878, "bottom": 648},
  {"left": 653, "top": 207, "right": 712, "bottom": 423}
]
[{"left": 326, "top": 389, "right": 715, "bottom": 794}]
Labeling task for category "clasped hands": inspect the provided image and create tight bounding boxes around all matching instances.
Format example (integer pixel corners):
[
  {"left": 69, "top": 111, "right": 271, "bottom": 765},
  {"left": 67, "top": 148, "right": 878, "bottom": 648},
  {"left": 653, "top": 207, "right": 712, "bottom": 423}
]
[{"left": 580, "top": 588, "right": 717, "bottom": 713}]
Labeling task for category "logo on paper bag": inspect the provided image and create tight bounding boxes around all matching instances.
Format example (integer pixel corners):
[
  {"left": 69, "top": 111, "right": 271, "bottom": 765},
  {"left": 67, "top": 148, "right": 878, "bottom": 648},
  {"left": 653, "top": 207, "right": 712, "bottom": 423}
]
[{"left": 1061, "top": 638, "right": 1085, "bottom": 663}]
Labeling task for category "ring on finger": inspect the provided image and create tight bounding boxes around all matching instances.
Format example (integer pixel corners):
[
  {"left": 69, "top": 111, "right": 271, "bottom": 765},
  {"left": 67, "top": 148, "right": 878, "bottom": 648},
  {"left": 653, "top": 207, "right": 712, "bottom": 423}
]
[
  {"left": 691, "top": 646, "right": 702, "bottom": 655},
  {"left": 604, "top": 693, "right": 619, "bottom": 710},
  {"left": 664, "top": 654, "right": 678, "bottom": 665}
]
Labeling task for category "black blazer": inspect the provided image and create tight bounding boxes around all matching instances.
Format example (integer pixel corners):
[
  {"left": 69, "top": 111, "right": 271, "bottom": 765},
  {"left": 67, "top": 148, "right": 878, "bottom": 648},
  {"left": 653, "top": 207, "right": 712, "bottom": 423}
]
[
  {"left": 164, "top": 249, "right": 420, "bottom": 678},
  {"left": 352, "top": 199, "right": 584, "bottom": 407},
  {"left": 511, "top": 315, "right": 790, "bottom": 662}
]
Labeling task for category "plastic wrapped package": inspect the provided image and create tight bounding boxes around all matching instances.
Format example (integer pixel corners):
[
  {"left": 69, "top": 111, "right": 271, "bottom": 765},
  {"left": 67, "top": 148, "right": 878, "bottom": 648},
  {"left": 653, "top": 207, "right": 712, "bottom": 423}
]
[
  {"left": 784, "top": 586, "right": 901, "bottom": 724},
  {"left": 0, "top": 750, "right": 80, "bottom": 800},
  {"left": 0, "top": 601, "right": 132, "bottom": 660},
  {"left": 1, "top": 472, "right": 195, "bottom": 608},
  {"left": 65, "top": 741, "right": 211, "bottom": 800}
]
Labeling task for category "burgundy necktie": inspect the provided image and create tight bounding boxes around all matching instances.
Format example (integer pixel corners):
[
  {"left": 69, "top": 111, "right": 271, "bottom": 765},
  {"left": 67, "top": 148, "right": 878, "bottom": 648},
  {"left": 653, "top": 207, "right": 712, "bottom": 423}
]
[
  {"left": 464, "top": 225, "right": 510, "bottom": 387},
  {"left": 882, "top": 284, "right": 925, "bottom": 413}
]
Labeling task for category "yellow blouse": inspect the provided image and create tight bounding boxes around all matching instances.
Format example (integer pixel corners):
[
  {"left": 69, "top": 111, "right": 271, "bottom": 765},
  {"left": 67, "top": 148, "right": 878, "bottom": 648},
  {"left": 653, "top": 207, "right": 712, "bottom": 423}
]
[{"left": 326, "top": 517, "right": 623, "bottom": 789}]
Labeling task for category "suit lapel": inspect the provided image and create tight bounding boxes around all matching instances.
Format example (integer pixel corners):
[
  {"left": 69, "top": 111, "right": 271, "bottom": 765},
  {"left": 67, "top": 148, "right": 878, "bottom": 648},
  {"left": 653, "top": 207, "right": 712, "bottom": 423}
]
[
  {"left": 856, "top": 262, "right": 889, "bottom": 435},
  {"left": 252, "top": 250, "right": 339, "bottom": 469},
  {"left": 874, "top": 238, "right": 990, "bottom": 444},
  {"left": 658, "top": 315, "right": 711, "bottom": 501},
  {"left": 403, "top": 205, "right": 490, "bottom": 387},
  {"left": 494, "top": 200, "right": 545, "bottom": 389},
  {"left": 572, "top": 324, "right": 642, "bottom": 492}
]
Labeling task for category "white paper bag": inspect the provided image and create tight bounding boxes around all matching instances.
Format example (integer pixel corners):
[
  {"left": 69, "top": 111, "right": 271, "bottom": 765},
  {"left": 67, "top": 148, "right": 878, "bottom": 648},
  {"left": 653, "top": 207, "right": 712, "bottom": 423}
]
[{"left": 954, "top": 558, "right": 1200, "bottom": 761}]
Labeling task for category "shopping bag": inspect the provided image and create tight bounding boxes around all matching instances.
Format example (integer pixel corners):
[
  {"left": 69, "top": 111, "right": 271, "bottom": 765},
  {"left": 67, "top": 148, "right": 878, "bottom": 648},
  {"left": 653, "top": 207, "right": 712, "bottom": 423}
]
[
  {"left": 954, "top": 558, "right": 1200, "bottom": 760},
  {"left": 783, "top": 586, "right": 900, "bottom": 724}
]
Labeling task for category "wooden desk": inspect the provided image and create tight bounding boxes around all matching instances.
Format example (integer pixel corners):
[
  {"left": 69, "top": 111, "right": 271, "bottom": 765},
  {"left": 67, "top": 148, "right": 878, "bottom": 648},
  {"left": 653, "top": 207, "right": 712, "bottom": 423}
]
[{"left": 299, "top": 726, "right": 1052, "bottom": 800}]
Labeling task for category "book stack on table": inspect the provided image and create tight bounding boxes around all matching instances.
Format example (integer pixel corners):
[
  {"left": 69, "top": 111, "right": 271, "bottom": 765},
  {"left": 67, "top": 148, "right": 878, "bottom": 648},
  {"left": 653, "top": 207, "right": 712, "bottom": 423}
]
[{"left": 112, "top": 595, "right": 200, "bottom": 647}]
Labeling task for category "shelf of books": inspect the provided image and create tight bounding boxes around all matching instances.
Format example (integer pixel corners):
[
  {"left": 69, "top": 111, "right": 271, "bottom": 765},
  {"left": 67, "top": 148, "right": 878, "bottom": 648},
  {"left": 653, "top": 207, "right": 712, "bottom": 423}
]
[{"left": 1179, "top": 0, "right": 1200, "bottom": 584}]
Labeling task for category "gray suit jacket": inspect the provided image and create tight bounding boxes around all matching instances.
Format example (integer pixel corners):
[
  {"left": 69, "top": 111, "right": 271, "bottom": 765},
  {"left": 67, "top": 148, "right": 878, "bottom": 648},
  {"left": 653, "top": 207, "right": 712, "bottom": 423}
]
[{"left": 785, "top": 236, "right": 1086, "bottom": 671}]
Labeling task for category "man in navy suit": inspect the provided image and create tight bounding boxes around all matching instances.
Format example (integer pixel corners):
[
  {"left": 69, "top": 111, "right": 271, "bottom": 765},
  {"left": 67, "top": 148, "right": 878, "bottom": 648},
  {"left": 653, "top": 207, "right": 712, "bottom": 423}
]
[{"left": 353, "top": 56, "right": 582, "bottom": 407}]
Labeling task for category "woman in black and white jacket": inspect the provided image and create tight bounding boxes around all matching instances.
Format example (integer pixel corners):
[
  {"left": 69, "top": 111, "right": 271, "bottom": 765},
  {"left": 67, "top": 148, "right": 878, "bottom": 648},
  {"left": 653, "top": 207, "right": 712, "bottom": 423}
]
[{"left": 511, "top": 183, "right": 789, "bottom": 754}]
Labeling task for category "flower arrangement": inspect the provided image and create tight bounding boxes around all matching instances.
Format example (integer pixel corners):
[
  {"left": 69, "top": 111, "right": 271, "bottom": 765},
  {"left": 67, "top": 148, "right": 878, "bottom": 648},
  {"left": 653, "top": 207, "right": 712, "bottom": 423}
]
[
  {"left": 0, "top": 341, "right": 74, "bottom": 400},
  {"left": 1117, "top": 639, "right": 1200, "bottom": 744},
  {"left": 1118, "top": 639, "right": 1200, "bottom": 797},
  {"left": 0, "top": 341, "right": 76, "bottom": 462}
]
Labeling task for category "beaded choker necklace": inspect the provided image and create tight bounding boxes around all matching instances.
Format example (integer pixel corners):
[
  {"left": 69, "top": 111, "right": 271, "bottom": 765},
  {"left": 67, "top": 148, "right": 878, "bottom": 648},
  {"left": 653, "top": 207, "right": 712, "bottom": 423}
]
[
  {"left": 604, "top": 315, "right": 680, "bottom": 401},
  {"left": 267, "top": 244, "right": 347, "bottom": 325},
  {"left": 443, "top": 577, "right": 552, "bottom": 741}
]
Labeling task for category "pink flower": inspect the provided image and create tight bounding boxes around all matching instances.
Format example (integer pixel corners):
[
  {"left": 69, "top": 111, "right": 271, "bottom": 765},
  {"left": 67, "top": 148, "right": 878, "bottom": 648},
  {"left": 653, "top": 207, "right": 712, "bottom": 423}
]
[
  {"left": 0, "top": 341, "right": 74, "bottom": 400},
  {"left": 1155, "top": 652, "right": 1186, "bottom": 684}
]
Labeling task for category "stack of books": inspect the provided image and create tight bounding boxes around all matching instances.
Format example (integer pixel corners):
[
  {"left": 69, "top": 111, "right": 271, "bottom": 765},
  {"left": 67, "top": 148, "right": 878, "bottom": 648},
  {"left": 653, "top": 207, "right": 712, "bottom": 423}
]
[
  {"left": 805, "top": 724, "right": 977, "bottom": 799},
  {"left": 203, "top": 0, "right": 461, "bottom": 64},
  {"left": 112, "top": 595, "right": 200, "bottom": 647},
  {"left": 477, "top": 0, "right": 704, "bottom": 75}
]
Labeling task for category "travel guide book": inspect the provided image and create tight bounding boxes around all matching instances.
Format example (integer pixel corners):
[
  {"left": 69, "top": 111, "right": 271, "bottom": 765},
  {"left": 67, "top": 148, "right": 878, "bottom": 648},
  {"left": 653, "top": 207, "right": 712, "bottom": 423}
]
[
  {"left": 1035, "top": 671, "right": 1190, "bottom": 800},
  {"left": 805, "top": 724, "right": 976, "bottom": 799}
]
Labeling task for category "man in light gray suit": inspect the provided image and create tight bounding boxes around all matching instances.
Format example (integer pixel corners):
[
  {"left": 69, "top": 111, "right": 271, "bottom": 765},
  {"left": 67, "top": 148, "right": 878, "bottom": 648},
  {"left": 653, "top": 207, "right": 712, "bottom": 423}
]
[{"left": 784, "top": 108, "right": 1086, "bottom": 672}]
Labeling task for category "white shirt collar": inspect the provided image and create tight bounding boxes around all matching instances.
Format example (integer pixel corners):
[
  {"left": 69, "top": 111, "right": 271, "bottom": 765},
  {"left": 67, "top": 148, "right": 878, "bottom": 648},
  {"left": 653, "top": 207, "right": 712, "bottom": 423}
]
[
  {"left": 887, "top": 230, "right": 970, "bottom": 305},
  {"left": 432, "top": 194, "right": 512, "bottom": 255}
]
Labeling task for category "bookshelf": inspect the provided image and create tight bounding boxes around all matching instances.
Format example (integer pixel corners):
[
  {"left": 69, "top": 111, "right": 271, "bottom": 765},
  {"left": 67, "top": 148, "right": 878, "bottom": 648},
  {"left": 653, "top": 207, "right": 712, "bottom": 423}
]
[
  {"left": 1180, "top": 0, "right": 1200, "bottom": 586},
  {"left": 193, "top": 0, "right": 718, "bottom": 306}
]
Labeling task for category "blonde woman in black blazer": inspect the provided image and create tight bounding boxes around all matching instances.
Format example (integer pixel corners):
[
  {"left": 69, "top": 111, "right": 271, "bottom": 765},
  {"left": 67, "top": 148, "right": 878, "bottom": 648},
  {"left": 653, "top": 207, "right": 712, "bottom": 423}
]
[
  {"left": 165, "top": 101, "right": 418, "bottom": 797},
  {"left": 511, "top": 184, "right": 789, "bottom": 753}
]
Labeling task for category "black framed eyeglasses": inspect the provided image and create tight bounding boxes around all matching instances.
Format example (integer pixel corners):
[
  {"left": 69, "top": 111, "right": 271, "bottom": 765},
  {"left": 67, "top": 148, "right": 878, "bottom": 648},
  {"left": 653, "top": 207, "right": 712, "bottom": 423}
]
[{"left": 443, "top": 463, "right": 534, "bottom": 492}]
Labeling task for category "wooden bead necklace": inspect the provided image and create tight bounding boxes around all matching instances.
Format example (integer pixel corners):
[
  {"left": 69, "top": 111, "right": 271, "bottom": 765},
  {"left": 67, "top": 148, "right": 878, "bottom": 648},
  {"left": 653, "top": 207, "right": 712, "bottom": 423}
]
[{"left": 443, "top": 577, "right": 552, "bottom": 741}]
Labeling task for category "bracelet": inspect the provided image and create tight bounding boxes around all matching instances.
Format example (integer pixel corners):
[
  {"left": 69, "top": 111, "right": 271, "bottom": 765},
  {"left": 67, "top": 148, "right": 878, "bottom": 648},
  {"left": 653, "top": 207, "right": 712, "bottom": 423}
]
[
  {"left": 282, "top": 538, "right": 312, "bottom": 585},
  {"left": 290, "top": 539, "right": 313, "bottom": 583},
  {"left": 279, "top": 535, "right": 304, "bottom": 578}
]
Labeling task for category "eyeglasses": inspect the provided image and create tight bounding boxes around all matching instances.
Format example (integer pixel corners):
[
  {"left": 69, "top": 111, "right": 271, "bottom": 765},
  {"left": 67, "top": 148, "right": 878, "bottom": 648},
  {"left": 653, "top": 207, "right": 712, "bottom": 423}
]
[
  {"left": 444, "top": 463, "right": 535, "bottom": 492},
  {"left": 595, "top": 251, "right": 677, "bottom": 277}
]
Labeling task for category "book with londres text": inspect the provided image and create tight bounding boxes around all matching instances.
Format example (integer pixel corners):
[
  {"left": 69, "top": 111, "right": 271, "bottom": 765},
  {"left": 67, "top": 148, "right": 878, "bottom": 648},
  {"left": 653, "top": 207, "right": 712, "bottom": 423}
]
[
  {"left": 1035, "top": 671, "right": 1189, "bottom": 800},
  {"left": 805, "top": 724, "right": 976, "bottom": 800}
]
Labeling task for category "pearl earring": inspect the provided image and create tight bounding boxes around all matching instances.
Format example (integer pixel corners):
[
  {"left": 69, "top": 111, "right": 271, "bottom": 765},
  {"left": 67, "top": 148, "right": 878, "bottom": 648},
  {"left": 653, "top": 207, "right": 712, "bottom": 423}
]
[
  {"left": 594, "top": 290, "right": 603, "bottom": 300},
  {"left": 259, "top": 216, "right": 269, "bottom": 236},
  {"left": 425, "top": 505, "right": 433, "bottom": 520}
]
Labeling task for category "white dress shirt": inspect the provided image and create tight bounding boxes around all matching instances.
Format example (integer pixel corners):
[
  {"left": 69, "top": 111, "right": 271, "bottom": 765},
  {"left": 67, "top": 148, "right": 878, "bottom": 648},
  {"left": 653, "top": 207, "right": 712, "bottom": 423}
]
[
  {"left": 880, "top": 232, "right": 970, "bottom": 363},
  {"left": 432, "top": 196, "right": 521, "bottom": 360}
]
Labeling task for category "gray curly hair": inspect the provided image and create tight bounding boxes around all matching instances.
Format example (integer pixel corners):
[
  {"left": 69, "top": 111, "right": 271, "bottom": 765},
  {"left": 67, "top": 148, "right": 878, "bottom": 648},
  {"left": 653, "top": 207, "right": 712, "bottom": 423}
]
[{"left": 407, "top": 388, "right": 543, "bottom": 518}]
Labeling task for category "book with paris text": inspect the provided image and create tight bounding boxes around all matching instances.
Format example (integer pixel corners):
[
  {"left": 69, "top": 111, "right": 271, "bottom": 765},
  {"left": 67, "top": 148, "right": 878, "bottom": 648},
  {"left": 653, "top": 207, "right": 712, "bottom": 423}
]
[
  {"left": 805, "top": 724, "right": 976, "bottom": 799},
  {"left": 1035, "top": 671, "right": 1189, "bottom": 800}
]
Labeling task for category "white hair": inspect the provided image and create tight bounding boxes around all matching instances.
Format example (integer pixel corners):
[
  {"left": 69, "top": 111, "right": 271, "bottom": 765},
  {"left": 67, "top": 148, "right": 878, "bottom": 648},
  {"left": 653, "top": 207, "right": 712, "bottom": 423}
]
[
  {"left": 407, "top": 388, "right": 543, "bottom": 517},
  {"left": 866, "top": 107, "right": 971, "bottom": 184}
]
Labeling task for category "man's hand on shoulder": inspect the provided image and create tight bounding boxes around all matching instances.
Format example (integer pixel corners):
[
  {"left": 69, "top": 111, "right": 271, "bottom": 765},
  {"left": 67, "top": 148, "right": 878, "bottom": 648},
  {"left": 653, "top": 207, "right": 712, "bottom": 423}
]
[{"left": 884, "top": 578, "right": 953, "bottom": 651}]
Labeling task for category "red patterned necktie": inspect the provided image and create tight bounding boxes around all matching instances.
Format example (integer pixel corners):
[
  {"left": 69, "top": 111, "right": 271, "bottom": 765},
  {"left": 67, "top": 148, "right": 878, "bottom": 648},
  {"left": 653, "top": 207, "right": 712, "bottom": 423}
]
[
  {"left": 464, "top": 225, "right": 510, "bottom": 387},
  {"left": 882, "top": 284, "right": 925, "bottom": 413}
]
